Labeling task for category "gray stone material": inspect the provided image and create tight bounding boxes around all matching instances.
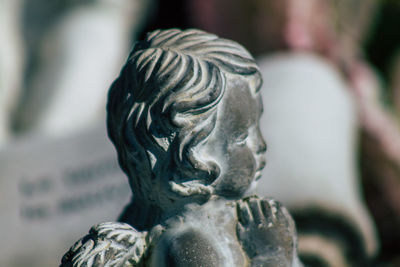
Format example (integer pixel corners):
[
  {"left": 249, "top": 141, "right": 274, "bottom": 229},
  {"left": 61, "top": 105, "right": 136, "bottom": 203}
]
[{"left": 60, "top": 28, "right": 302, "bottom": 266}]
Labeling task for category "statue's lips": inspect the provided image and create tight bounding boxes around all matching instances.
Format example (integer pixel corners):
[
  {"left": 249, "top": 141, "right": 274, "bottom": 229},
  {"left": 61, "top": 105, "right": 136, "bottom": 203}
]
[{"left": 255, "top": 157, "right": 266, "bottom": 180}]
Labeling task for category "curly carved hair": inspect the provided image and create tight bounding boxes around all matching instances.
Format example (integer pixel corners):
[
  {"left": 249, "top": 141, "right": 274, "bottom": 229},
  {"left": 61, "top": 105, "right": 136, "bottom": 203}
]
[{"left": 107, "top": 29, "right": 261, "bottom": 206}]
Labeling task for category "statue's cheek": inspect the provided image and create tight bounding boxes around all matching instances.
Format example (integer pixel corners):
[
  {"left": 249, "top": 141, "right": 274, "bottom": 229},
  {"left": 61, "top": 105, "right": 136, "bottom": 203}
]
[{"left": 214, "top": 146, "right": 256, "bottom": 196}]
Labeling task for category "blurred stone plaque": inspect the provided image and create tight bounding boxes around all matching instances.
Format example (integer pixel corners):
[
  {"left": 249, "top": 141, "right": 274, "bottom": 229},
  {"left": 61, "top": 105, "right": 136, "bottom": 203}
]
[{"left": 0, "top": 125, "right": 130, "bottom": 266}]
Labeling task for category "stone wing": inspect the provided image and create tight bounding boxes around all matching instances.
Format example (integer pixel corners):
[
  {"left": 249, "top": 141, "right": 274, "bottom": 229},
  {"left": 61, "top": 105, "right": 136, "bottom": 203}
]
[{"left": 60, "top": 222, "right": 147, "bottom": 267}]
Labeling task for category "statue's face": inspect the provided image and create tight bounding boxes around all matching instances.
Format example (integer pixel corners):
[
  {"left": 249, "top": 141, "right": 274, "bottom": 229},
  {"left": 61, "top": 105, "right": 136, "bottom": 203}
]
[{"left": 203, "top": 76, "right": 266, "bottom": 197}]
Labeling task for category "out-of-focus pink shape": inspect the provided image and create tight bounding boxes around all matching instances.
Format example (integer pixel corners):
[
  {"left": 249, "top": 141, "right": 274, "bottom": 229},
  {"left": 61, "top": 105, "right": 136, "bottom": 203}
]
[{"left": 349, "top": 61, "right": 400, "bottom": 165}]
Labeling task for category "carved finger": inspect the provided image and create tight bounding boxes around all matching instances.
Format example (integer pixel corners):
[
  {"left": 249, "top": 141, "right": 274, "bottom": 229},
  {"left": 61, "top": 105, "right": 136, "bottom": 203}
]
[
  {"left": 236, "top": 200, "right": 253, "bottom": 226},
  {"left": 236, "top": 219, "right": 246, "bottom": 239},
  {"left": 248, "top": 198, "right": 264, "bottom": 226},
  {"left": 262, "top": 198, "right": 279, "bottom": 223},
  {"left": 260, "top": 198, "right": 271, "bottom": 220}
]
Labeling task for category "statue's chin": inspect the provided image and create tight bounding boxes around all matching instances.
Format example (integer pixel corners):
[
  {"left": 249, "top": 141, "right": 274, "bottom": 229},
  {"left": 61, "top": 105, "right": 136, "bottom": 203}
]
[{"left": 254, "top": 170, "right": 263, "bottom": 180}]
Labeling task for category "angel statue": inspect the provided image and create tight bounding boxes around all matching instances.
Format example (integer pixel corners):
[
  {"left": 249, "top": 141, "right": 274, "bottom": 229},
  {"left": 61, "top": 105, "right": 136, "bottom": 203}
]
[{"left": 60, "top": 28, "right": 302, "bottom": 267}]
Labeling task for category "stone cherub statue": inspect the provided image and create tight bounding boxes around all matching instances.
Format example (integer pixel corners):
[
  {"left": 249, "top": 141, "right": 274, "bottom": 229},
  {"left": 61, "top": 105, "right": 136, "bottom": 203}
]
[{"left": 60, "top": 29, "right": 302, "bottom": 267}]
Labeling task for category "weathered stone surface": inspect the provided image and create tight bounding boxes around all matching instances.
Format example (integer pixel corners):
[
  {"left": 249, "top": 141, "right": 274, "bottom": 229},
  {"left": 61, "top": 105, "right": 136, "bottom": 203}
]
[{"left": 60, "top": 28, "right": 302, "bottom": 266}]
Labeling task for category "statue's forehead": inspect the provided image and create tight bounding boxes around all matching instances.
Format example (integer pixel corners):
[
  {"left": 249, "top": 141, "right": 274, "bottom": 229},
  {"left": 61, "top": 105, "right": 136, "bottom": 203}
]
[
  {"left": 218, "top": 77, "right": 261, "bottom": 133},
  {"left": 226, "top": 76, "right": 261, "bottom": 108}
]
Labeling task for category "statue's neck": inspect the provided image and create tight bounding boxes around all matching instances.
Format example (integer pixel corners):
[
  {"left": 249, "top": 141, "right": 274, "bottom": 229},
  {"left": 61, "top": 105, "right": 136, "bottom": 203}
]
[
  {"left": 118, "top": 197, "right": 164, "bottom": 231},
  {"left": 118, "top": 190, "right": 215, "bottom": 230}
]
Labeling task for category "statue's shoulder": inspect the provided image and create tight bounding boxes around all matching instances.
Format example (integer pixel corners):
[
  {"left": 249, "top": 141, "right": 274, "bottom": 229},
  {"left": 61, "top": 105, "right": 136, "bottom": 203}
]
[{"left": 60, "top": 222, "right": 148, "bottom": 267}]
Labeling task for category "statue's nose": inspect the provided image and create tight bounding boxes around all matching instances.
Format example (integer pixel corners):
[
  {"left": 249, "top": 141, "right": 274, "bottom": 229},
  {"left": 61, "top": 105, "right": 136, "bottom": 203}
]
[{"left": 256, "top": 127, "right": 267, "bottom": 154}]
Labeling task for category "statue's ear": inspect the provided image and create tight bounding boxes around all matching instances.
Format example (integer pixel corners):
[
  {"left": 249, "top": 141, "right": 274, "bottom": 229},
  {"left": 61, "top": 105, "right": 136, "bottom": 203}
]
[
  {"left": 172, "top": 145, "right": 221, "bottom": 186},
  {"left": 165, "top": 147, "right": 219, "bottom": 200},
  {"left": 203, "top": 160, "right": 221, "bottom": 184}
]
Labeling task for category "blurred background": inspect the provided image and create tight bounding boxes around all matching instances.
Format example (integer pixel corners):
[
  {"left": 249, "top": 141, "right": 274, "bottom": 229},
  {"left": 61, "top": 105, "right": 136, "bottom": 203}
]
[{"left": 1, "top": 0, "right": 400, "bottom": 266}]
